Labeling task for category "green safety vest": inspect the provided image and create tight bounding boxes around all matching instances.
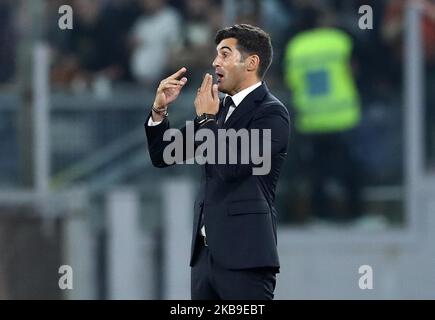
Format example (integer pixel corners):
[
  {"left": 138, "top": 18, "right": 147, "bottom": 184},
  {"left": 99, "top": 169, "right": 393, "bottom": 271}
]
[{"left": 285, "top": 28, "right": 361, "bottom": 133}]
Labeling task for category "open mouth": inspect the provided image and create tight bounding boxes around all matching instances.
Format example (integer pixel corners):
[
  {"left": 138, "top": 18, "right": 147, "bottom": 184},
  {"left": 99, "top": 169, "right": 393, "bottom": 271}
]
[{"left": 216, "top": 71, "right": 224, "bottom": 83}]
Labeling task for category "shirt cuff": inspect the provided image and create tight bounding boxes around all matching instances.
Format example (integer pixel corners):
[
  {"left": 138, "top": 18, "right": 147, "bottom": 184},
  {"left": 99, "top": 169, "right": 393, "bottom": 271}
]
[{"left": 147, "top": 116, "right": 163, "bottom": 126}]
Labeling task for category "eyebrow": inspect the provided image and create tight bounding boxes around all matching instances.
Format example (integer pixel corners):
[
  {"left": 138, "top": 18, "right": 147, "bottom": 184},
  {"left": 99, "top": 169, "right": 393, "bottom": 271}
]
[{"left": 218, "top": 46, "right": 233, "bottom": 52}]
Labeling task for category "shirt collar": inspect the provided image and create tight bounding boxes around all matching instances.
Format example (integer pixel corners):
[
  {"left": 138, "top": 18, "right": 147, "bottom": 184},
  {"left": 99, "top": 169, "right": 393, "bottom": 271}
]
[{"left": 225, "top": 81, "right": 262, "bottom": 107}]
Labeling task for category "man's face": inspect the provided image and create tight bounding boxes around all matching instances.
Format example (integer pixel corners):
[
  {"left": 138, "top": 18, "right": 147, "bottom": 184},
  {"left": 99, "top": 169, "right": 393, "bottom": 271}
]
[{"left": 213, "top": 38, "right": 247, "bottom": 96}]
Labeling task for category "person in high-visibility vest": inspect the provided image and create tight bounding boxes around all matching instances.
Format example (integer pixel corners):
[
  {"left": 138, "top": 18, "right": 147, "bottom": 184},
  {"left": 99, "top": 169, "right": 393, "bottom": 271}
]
[{"left": 284, "top": 6, "right": 362, "bottom": 222}]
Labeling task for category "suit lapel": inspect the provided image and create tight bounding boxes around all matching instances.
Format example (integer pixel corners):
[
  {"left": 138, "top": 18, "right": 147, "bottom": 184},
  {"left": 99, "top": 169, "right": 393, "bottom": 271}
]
[{"left": 223, "top": 83, "right": 268, "bottom": 129}]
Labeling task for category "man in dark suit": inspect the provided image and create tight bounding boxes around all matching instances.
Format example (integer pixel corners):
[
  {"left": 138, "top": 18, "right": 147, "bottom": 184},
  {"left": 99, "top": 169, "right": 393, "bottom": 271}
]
[{"left": 145, "top": 24, "right": 290, "bottom": 300}]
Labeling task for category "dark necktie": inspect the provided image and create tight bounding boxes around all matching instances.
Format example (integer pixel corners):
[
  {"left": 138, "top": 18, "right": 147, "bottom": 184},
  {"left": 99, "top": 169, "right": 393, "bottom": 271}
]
[{"left": 217, "top": 96, "right": 233, "bottom": 127}]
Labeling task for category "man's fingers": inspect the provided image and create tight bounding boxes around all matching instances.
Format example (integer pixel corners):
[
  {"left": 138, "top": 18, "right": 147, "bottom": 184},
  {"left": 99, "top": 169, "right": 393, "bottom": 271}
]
[
  {"left": 212, "top": 84, "right": 219, "bottom": 101},
  {"left": 200, "top": 73, "right": 209, "bottom": 92},
  {"left": 206, "top": 74, "right": 212, "bottom": 91},
  {"left": 199, "top": 75, "right": 206, "bottom": 92},
  {"left": 163, "top": 79, "right": 187, "bottom": 86},
  {"left": 158, "top": 78, "right": 188, "bottom": 94},
  {"left": 199, "top": 73, "right": 214, "bottom": 94},
  {"left": 160, "top": 84, "right": 180, "bottom": 90},
  {"left": 168, "top": 67, "right": 187, "bottom": 80}
]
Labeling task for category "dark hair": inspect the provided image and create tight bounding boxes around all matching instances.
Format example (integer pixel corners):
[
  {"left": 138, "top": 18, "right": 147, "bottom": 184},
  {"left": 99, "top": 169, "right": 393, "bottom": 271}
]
[{"left": 215, "top": 24, "right": 273, "bottom": 79}]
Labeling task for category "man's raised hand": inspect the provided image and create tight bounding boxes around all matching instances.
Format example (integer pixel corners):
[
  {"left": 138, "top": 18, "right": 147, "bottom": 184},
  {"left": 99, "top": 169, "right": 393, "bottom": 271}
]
[
  {"left": 194, "top": 73, "right": 219, "bottom": 116},
  {"left": 153, "top": 67, "right": 188, "bottom": 109}
]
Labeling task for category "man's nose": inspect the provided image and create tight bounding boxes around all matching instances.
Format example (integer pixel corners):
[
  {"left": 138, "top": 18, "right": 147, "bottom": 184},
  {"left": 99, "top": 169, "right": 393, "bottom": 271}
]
[{"left": 212, "top": 57, "right": 219, "bottom": 68}]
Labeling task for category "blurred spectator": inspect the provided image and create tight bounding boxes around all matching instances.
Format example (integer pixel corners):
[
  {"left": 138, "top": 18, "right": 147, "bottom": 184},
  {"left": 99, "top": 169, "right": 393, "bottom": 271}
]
[
  {"left": 129, "top": 0, "right": 181, "bottom": 85},
  {"left": 331, "top": 0, "right": 391, "bottom": 101},
  {"left": 382, "top": 0, "right": 435, "bottom": 167},
  {"left": 260, "top": 0, "right": 294, "bottom": 85},
  {"left": 169, "top": 0, "right": 221, "bottom": 86},
  {"left": 0, "top": 0, "right": 16, "bottom": 84},
  {"left": 283, "top": 5, "right": 363, "bottom": 223},
  {"left": 102, "top": 0, "right": 143, "bottom": 81},
  {"left": 235, "top": 0, "right": 260, "bottom": 26},
  {"left": 50, "top": 0, "right": 138, "bottom": 90}
]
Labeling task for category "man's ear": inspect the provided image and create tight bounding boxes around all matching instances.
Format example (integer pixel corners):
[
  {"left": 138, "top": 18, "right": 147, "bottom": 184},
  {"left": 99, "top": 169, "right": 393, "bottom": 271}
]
[{"left": 246, "top": 55, "right": 260, "bottom": 73}]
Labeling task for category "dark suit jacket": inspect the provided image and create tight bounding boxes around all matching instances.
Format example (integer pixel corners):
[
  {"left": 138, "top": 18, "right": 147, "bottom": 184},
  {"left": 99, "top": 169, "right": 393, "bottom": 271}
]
[{"left": 145, "top": 83, "right": 290, "bottom": 271}]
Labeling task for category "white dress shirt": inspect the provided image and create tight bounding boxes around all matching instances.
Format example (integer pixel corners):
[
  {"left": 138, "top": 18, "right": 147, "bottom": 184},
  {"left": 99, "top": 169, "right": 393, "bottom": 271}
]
[{"left": 223, "top": 81, "right": 262, "bottom": 122}]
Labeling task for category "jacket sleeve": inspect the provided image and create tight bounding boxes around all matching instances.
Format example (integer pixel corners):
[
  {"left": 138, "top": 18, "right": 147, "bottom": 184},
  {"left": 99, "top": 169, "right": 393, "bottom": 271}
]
[{"left": 144, "top": 112, "right": 200, "bottom": 168}]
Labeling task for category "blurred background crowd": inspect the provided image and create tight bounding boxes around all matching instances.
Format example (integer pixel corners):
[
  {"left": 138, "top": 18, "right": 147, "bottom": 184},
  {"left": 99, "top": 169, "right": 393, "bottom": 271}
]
[{"left": 0, "top": 0, "right": 434, "bottom": 299}]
